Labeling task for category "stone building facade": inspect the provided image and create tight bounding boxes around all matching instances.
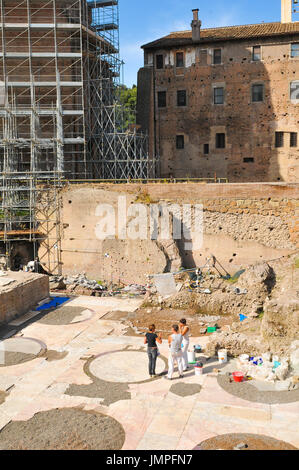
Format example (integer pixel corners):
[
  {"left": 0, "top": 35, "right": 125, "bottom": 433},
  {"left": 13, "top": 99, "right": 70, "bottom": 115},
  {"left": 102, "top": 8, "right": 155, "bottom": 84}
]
[{"left": 137, "top": 4, "right": 299, "bottom": 182}]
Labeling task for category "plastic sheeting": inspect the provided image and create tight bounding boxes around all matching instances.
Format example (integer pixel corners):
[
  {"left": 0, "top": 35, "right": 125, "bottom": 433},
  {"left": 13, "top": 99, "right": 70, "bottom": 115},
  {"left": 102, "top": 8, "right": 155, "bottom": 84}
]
[
  {"left": 153, "top": 273, "right": 177, "bottom": 297},
  {"left": 36, "top": 296, "right": 69, "bottom": 311}
]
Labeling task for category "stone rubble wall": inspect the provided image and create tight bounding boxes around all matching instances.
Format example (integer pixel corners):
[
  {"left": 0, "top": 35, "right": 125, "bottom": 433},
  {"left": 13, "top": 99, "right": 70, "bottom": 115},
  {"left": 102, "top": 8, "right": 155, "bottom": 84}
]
[{"left": 42, "top": 182, "right": 299, "bottom": 284}]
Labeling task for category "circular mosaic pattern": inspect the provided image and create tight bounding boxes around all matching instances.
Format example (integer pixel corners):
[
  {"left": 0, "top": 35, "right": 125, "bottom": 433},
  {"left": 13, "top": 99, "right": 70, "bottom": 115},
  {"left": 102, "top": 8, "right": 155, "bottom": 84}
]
[
  {"left": 88, "top": 350, "right": 167, "bottom": 384},
  {"left": 217, "top": 374, "right": 299, "bottom": 404},
  {"left": 194, "top": 433, "right": 298, "bottom": 451},
  {"left": 0, "top": 408, "right": 125, "bottom": 450},
  {"left": 0, "top": 337, "right": 46, "bottom": 367},
  {"left": 170, "top": 382, "right": 202, "bottom": 397},
  {"left": 38, "top": 306, "right": 94, "bottom": 325}
]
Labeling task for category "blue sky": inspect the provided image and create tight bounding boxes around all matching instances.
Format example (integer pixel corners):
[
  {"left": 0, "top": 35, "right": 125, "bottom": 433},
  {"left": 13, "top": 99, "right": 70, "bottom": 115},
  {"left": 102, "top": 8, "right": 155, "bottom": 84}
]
[{"left": 119, "top": 0, "right": 284, "bottom": 86}]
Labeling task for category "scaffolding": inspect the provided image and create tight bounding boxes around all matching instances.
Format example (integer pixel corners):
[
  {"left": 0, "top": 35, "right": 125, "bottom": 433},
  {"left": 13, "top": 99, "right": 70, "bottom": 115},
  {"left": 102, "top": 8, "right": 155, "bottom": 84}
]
[{"left": 0, "top": 0, "right": 157, "bottom": 273}]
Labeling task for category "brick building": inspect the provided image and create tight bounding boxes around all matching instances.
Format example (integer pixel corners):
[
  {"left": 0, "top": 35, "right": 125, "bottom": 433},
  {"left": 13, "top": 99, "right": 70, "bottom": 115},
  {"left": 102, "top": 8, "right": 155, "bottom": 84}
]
[{"left": 137, "top": 0, "right": 299, "bottom": 182}]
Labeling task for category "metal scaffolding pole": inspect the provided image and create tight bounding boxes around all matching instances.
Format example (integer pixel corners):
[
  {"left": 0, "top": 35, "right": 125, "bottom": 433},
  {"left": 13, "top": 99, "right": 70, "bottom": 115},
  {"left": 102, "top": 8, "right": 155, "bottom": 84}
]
[{"left": 0, "top": 0, "right": 158, "bottom": 273}]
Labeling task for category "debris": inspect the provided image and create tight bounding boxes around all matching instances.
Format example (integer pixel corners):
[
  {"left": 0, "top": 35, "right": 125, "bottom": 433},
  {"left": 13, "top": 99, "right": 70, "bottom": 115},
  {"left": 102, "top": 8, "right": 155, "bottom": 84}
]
[
  {"left": 275, "top": 363, "right": 289, "bottom": 381},
  {"left": 152, "top": 273, "right": 177, "bottom": 297},
  {"left": 234, "top": 287, "right": 248, "bottom": 295},
  {"left": 50, "top": 274, "right": 106, "bottom": 294},
  {"left": 239, "top": 314, "right": 248, "bottom": 322},
  {"left": 203, "top": 288, "right": 212, "bottom": 294},
  {"left": 122, "top": 284, "right": 146, "bottom": 295},
  {"left": 233, "top": 442, "right": 248, "bottom": 450},
  {"left": 290, "top": 341, "right": 299, "bottom": 371},
  {"left": 198, "top": 315, "right": 220, "bottom": 323},
  {"left": 207, "top": 326, "right": 217, "bottom": 333}
]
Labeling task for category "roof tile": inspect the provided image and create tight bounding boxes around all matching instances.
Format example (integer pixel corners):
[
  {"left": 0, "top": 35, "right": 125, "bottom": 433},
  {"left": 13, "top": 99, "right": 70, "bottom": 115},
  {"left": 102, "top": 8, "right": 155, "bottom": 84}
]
[{"left": 142, "top": 22, "right": 299, "bottom": 48}]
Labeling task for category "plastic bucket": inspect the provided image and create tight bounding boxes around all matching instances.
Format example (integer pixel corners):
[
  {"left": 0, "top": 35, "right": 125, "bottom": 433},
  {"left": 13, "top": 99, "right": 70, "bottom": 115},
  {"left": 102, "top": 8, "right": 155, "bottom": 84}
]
[
  {"left": 240, "top": 354, "right": 249, "bottom": 364},
  {"left": 218, "top": 349, "right": 228, "bottom": 364},
  {"left": 194, "top": 367, "right": 203, "bottom": 376},
  {"left": 188, "top": 351, "right": 196, "bottom": 363},
  {"left": 232, "top": 372, "right": 244, "bottom": 383}
]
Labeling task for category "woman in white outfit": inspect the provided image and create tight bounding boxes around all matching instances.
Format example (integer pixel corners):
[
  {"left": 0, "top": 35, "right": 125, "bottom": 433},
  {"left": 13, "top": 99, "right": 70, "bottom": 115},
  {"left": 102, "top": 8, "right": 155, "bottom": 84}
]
[
  {"left": 180, "top": 318, "right": 190, "bottom": 372},
  {"left": 164, "top": 325, "right": 184, "bottom": 380}
]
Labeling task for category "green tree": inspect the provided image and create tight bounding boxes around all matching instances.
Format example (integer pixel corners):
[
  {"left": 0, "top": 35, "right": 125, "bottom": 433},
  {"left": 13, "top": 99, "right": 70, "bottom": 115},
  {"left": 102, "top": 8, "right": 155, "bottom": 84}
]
[{"left": 117, "top": 84, "right": 137, "bottom": 130}]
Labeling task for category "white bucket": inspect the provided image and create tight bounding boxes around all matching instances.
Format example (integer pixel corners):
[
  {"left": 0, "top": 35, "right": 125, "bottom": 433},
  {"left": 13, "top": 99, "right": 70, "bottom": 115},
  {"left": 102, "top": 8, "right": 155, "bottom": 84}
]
[
  {"left": 195, "top": 366, "right": 203, "bottom": 376},
  {"left": 218, "top": 349, "right": 228, "bottom": 364},
  {"left": 240, "top": 354, "right": 249, "bottom": 364},
  {"left": 188, "top": 351, "right": 195, "bottom": 363}
]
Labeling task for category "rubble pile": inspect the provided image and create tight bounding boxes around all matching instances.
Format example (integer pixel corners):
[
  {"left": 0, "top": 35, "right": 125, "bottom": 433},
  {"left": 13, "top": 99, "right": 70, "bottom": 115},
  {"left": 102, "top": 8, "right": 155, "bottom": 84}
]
[
  {"left": 147, "top": 262, "right": 275, "bottom": 318},
  {"left": 50, "top": 275, "right": 148, "bottom": 298},
  {"left": 237, "top": 353, "right": 290, "bottom": 383},
  {"left": 206, "top": 330, "right": 265, "bottom": 358},
  {"left": 122, "top": 284, "right": 147, "bottom": 295},
  {"left": 234, "top": 345, "right": 299, "bottom": 390},
  {"left": 50, "top": 274, "right": 106, "bottom": 296}
]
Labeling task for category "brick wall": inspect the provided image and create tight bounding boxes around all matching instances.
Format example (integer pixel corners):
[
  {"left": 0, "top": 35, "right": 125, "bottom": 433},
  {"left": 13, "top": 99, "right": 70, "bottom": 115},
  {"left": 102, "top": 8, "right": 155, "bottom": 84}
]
[
  {"left": 138, "top": 36, "right": 299, "bottom": 182},
  {"left": 0, "top": 273, "right": 49, "bottom": 324}
]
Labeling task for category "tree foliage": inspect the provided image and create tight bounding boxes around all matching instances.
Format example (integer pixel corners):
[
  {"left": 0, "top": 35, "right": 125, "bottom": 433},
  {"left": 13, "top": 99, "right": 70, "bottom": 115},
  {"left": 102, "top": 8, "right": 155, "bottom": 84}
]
[{"left": 117, "top": 84, "right": 137, "bottom": 130}]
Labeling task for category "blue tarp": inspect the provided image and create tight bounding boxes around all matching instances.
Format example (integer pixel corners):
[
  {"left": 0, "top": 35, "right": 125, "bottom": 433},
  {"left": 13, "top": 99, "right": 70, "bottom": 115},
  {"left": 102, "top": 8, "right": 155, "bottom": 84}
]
[
  {"left": 239, "top": 314, "right": 248, "bottom": 322},
  {"left": 36, "top": 296, "right": 70, "bottom": 311}
]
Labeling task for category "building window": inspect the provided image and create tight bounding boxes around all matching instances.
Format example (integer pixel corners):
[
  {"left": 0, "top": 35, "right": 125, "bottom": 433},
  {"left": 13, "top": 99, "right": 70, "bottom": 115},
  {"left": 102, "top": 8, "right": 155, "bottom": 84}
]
[
  {"left": 275, "top": 132, "right": 284, "bottom": 148},
  {"left": 290, "top": 81, "right": 299, "bottom": 101},
  {"left": 216, "top": 133, "right": 225, "bottom": 149},
  {"left": 252, "top": 46, "right": 261, "bottom": 61},
  {"left": 204, "top": 144, "right": 209, "bottom": 154},
  {"left": 157, "top": 91, "right": 166, "bottom": 108},
  {"left": 156, "top": 54, "right": 164, "bottom": 69},
  {"left": 213, "top": 49, "right": 222, "bottom": 65},
  {"left": 252, "top": 84, "right": 264, "bottom": 102},
  {"left": 244, "top": 157, "right": 255, "bottom": 163},
  {"left": 213, "top": 87, "right": 224, "bottom": 105},
  {"left": 290, "top": 132, "right": 298, "bottom": 147},
  {"left": 176, "top": 52, "right": 184, "bottom": 67},
  {"left": 291, "top": 43, "right": 299, "bottom": 58},
  {"left": 176, "top": 135, "right": 184, "bottom": 149},
  {"left": 177, "top": 90, "right": 187, "bottom": 107}
]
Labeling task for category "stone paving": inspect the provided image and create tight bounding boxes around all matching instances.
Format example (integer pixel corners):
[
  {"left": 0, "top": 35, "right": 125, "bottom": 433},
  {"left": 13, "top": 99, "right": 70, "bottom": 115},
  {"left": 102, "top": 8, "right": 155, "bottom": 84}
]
[{"left": 0, "top": 295, "right": 298, "bottom": 450}]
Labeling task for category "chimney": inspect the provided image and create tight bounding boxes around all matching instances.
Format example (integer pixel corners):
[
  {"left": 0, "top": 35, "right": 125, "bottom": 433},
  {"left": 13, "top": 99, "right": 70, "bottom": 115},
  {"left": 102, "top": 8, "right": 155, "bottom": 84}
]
[
  {"left": 191, "top": 8, "right": 202, "bottom": 42},
  {"left": 281, "top": 0, "right": 292, "bottom": 23}
]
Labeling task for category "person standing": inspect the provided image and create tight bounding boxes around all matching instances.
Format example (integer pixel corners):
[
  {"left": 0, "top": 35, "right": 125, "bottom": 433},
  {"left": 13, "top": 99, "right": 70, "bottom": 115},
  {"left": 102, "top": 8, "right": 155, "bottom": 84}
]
[
  {"left": 164, "top": 325, "right": 184, "bottom": 380},
  {"left": 180, "top": 318, "right": 190, "bottom": 372},
  {"left": 144, "top": 324, "right": 162, "bottom": 378}
]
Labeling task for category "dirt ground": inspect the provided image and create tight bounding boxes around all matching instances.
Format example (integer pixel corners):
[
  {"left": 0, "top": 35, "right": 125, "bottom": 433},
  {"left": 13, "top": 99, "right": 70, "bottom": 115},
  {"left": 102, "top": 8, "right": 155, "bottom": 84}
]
[
  {"left": 217, "top": 374, "right": 299, "bottom": 404},
  {"left": 0, "top": 351, "right": 37, "bottom": 367},
  {"left": 196, "top": 433, "right": 298, "bottom": 450},
  {"left": 0, "top": 408, "right": 125, "bottom": 450},
  {"left": 37, "top": 306, "right": 85, "bottom": 325},
  {"left": 103, "top": 307, "right": 233, "bottom": 338}
]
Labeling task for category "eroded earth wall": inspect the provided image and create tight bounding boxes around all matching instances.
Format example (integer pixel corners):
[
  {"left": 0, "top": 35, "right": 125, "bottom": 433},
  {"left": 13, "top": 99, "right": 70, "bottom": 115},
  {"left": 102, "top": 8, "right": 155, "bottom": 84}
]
[{"left": 50, "top": 182, "right": 299, "bottom": 284}]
